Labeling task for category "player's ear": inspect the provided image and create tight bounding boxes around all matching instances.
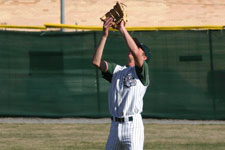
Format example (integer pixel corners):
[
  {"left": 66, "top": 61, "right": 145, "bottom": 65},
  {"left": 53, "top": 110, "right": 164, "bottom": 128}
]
[
  {"left": 143, "top": 55, "right": 147, "bottom": 61},
  {"left": 141, "top": 50, "right": 147, "bottom": 60}
]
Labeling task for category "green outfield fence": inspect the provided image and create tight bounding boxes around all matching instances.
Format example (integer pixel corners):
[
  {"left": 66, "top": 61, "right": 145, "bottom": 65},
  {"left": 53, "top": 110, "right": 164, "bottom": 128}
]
[{"left": 0, "top": 28, "right": 225, "bottom": 120}]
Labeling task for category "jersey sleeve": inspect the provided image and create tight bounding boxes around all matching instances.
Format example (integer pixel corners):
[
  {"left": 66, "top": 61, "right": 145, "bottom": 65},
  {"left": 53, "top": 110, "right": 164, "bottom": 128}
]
[
  {"left": 135, "top": 61, "right": 150, "bottom": 86},
  {"left": 101, "top": 62, "right": 117, "bottom": 83}
]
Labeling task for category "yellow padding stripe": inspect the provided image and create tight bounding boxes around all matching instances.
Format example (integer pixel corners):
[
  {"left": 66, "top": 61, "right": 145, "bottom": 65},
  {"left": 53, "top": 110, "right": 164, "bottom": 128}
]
[
  {"left": 0, "top": 25, "right": 46, "bottom": 30},
  {"left": 44, "top": 23, "right": 102, "bottom": 31},
  {"left": 0, "top": 24, "right": 224, "bottom": 31},
  {"left": 126, "top": 25, "right": 224, "bottom": 31},
  {"left": 45, "top": 23, "right": 224, "bottom": 31}
]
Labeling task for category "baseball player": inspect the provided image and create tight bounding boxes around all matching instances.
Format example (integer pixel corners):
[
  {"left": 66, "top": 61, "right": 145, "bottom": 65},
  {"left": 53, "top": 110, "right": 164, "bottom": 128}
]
[{"left": 92, "top": 17, "right": 150, "bottom": 150}]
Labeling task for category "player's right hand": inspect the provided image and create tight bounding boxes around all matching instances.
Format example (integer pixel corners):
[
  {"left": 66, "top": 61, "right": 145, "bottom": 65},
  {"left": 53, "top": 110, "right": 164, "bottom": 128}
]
[{"left": 103, "top": 17, "right": 113, "bottom": 37}]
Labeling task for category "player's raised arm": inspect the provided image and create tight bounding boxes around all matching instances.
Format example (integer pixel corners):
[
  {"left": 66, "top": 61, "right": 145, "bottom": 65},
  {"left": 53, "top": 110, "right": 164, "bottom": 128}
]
[
  {"left": 92, "top": 18, "right": 113, "bottom": 72},
  {"left": 118, "top": 21, "right": 146, "bottom": 68}
]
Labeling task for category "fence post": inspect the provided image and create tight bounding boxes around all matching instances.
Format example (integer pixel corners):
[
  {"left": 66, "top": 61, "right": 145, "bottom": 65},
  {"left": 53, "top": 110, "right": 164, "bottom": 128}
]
[
  {"left": 60, "top": 0, "right": 65, "bottom": 32},
  {"left": 208, "top": 30, "right": 216, "bottom": 118},
  {"left": 93, "top": 31, "right": 101, "bottom": 113}
]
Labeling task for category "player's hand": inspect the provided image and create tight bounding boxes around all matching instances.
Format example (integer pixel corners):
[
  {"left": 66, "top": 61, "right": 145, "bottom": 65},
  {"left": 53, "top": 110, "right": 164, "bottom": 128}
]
[
  {"left": 117, "top": 20, "right": 126, "bottom": 32},
  {"left": 103, "top": 17, "right": 113, "bottom": 37}
]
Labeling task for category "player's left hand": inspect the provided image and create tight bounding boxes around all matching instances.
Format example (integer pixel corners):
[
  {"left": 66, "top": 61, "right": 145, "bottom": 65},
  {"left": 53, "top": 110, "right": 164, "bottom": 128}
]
[{"left": 117, "top": 20, "right": 126, "bottom": 31}]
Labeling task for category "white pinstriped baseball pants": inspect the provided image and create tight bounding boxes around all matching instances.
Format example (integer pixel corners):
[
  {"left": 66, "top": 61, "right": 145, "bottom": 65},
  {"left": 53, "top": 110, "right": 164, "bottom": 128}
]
[{"left": 105, "top": 114, "right": 144, "bottom": 150}]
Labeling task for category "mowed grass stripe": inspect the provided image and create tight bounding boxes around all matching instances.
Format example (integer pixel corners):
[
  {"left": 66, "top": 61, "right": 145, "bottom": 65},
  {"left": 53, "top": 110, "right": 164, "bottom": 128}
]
[{"left": 0, "top": 123, "right": 225, "bottom": 150}]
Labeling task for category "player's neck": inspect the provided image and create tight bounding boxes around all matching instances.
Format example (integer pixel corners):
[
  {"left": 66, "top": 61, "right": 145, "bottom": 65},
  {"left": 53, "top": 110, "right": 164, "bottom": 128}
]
[
  {"left": 127, "top": 57, "right": 135, "bottom": 67},
  {"left": 127, "top": 62, "right": 135, "bottom": 67}
]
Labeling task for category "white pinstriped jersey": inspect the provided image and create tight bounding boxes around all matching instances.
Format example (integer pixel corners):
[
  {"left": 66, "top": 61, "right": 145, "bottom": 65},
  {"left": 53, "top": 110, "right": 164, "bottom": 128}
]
[{"left": 103, "top": 61, "right": 149, "bottom": 117}]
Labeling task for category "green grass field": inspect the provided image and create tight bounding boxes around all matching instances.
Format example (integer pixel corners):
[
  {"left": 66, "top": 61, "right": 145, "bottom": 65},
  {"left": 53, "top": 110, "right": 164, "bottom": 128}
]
[{"left": 0, "top": 123, "right": 225, "bottom": 150}]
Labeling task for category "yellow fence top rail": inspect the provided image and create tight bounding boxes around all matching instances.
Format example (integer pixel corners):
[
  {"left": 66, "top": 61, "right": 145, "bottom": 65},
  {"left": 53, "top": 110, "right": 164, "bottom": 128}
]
[
  {"left": 0, "top": 25, "right": 46, "bottom": 30},
  {"left": 45, "top": 23, "right": 224, "bottom": 31},
  {"left": 44, "top": 23, "right": 102, "bottom": 31},
  {"left": 0, "top": 23, "right": 224, "bottom": 31}
]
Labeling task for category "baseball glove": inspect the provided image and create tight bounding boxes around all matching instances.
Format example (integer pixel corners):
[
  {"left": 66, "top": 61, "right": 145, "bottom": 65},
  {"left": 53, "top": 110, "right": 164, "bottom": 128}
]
[{"left": 100, "top": 1, "right": 127, "bottom": 28}]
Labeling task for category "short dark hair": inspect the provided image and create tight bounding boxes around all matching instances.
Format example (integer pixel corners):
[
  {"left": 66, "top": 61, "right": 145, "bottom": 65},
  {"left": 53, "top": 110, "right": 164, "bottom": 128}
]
[{"left": 133, "top": 37, "right": 151, "bottom": 62}]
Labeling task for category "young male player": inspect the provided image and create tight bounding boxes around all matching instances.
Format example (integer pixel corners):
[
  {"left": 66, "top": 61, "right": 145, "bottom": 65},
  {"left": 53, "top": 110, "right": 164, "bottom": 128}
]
[{"left": 92, "top": 17, "right": 150, "bottom": 150}]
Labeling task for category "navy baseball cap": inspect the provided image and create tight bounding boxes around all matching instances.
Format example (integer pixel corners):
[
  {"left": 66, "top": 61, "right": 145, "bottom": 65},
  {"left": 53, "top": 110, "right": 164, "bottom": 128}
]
[{"left": 133, "top": 38, "right": 151, "bottom": 62}]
